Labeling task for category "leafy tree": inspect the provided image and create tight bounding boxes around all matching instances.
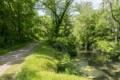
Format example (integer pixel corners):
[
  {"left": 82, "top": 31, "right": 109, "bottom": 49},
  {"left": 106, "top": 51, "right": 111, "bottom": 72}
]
[
  {"left": 0, "top": 0, "right": 38, "bottom": 47},
  {"left": 73, "top": 1, "right": 96, "bottom": 51},
  {"left": 40, "top": 0, "right": 73, "bottom": 37}
]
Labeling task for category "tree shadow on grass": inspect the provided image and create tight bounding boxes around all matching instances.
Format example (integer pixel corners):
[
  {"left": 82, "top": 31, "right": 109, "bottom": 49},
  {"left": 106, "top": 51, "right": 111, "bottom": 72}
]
[
  {"left": 0, "top": 73, "right": 15, "bottom": 80},
  {"left": 34, "top": 45, "right": 56, "bottom": 58}
]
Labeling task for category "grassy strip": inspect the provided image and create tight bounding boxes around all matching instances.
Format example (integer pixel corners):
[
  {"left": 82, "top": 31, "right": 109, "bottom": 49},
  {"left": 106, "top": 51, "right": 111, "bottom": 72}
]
[
  {"left": 16, "top": 43, "right": 86, "bottom": 80},
  {"left": 0, "top": 41, "right": 34, "bottom": 55}
]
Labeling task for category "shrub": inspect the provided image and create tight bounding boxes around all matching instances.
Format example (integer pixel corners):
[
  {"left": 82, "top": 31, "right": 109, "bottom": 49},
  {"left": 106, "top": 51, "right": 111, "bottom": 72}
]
[
  {"left": 96, "top": 41, "right": 115, "bottom": 53},
  {"left": 57, "top": 54, "right": 71, "bottom": 72},
  {"left": 110, "top": 47, "right": 120, "bottom": 61},
  {"left": 88, "top": 41, "right": 115, "bottom": 65},
  {"left": 48, "top": 37, "right": 77, "bottom": 57},
  {"left": 55, "top": 52, "right": 65, "bottom": 60},
  {"left": 57, "top": 54, "right": 79, "bottom": 75}
]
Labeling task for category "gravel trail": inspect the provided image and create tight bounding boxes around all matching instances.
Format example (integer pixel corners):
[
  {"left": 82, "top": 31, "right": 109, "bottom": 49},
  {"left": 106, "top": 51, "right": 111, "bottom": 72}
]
[{"left": 0, "top": 42, "right": 39, "bottom": 75}]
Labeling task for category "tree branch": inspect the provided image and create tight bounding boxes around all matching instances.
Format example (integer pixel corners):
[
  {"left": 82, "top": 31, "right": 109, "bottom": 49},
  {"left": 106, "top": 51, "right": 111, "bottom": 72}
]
[
  {"left": 42, "top": 1, "right": 58, "bottom": 19},
  {"left": 108, "top": 0, "right": 120, "bottom": 25},
  {"left": 59, "top": 0, "right": 73, "bottom": 24}
]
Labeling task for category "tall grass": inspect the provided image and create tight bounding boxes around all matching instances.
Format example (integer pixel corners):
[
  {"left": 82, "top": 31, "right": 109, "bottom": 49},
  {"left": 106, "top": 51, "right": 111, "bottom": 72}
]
[{"left": 16, "top": 43, "right": 86, "bottom": 80}]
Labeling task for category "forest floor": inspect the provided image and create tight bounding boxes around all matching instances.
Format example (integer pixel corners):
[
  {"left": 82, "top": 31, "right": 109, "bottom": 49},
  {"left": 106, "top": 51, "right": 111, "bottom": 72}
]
[{"left": 0, "top": 42, "right": 40, "bottom": 78}]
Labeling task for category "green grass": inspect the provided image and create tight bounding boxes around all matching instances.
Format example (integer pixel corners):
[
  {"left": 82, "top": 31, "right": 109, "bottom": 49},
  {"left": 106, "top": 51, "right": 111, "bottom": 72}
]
[
  {"left": 0, "top": 64, "right": 20, "bottom": 80},
  {"left": 0, "top": 41, "right": 34, "bottom": 55},
  {"left": 16, "top": 43, "right": 86, "bottom": 80}
]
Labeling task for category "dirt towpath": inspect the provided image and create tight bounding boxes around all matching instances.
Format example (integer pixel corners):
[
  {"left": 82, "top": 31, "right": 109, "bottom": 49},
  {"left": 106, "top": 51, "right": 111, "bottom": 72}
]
[{"left": 0, "top": 42, "right": 39, "bottom": 75}]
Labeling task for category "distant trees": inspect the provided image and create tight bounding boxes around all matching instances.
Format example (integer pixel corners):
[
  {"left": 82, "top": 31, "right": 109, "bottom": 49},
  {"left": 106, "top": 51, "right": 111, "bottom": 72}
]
[
  {"left": 73, "top": 2, "right": 95, "bottom": 51},
  {"left": 72, "top": 1, "right": 120, "bottom": 62}
]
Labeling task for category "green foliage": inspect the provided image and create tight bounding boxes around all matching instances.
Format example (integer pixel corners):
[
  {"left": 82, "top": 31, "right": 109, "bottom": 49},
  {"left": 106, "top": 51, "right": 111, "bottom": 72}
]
[
  {"left": 40, "top": 0, "right": 73, "bottom": 37},
  {"left": 16, "top": 43, "right": 58, "bottom": 79},
  {"left": 17, "top": 71, "right": 85, "bottom": 80},
  {"left": 72, "top": 0, "right": 120, "bottom": 65},
  {"left": 57, "top": 54, "right": 71, "bottom": 72},
  {"left": 1, "top": 0, "right": 120, "bottom": 79},
  {"left": 16, "top": 43, "right": 86, "bottom": 80},
  {"left": 17, "top": 68, "right": 37, "bottom": 80},
  {"left": 48, "top": 36, "right": 77, "bottom": 57},
  {"left": 110, "top": 45, "right": 120, "bottom": 61},
  {"left": 0, "top": 0, "right": 39, "bottom": 48},
  {"left": 48, "top": 37, "right": 67, "bottom": 52},
  {"left": 33, "top": 15, "right": 52, "bottom": 40},
  {"left": 73, "top": 2, "right": 98, "bottom": 52},
  {"left": 57, "top": 54, "right": 79, "bottom": 75},
  {"left": 96, "top": 41, "right": 115, "bottom": 53}
]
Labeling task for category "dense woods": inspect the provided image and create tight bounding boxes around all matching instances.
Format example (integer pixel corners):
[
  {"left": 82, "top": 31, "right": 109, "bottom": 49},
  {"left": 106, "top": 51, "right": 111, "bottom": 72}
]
[
  {"left": 0, "top": 0, "right": 38, "bottom": 48},
  {"left": 0, "top": 0, "right": 120, "bottom": 80}
]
